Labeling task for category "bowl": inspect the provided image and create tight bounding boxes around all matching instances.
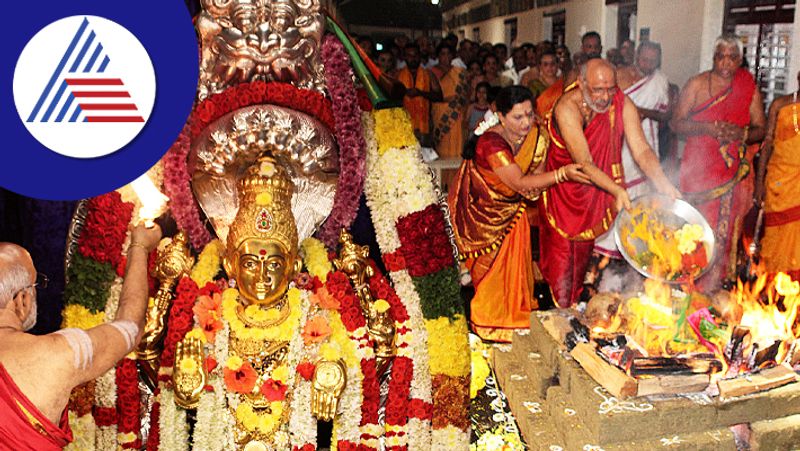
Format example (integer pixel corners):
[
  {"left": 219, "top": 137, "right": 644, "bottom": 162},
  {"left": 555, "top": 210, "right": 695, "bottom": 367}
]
[{"left": 613, "top": 194, "right": 716, "bottom": 284}]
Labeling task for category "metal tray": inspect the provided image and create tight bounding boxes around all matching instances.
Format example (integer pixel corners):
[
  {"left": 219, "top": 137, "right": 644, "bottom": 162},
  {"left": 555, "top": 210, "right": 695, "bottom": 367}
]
[{"left": 613, "top": 194, "right": 716, "bottom": 284}]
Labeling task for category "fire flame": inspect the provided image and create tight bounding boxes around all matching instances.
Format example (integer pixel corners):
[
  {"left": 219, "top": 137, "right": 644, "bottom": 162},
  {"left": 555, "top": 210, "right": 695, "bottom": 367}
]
[{"left": 591, "top": 271, "right": 800, "bottom": 377}]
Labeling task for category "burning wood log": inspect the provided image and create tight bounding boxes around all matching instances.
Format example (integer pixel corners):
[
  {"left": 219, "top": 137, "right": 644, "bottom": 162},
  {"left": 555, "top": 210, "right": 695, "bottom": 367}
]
[
  {"left": 750, "top": 340, "right": 783, "bottom": 369},
  {"left": 629, "top": 356, "right": 723, "bottom": 377},
  {"left": 724, "top": 326, "right": 751, "bottom": 371},
  {"left": 570, "top": 342, "right": 638, "bottom": 399},
  {"left": 717, "top": 364, "right": 798, "bottom": 399}
]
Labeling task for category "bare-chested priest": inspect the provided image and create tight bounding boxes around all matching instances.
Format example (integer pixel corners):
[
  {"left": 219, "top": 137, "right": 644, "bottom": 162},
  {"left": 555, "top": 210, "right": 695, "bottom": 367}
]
[{"left": 0, "top": 224, "right": 161, "bottom": 450}]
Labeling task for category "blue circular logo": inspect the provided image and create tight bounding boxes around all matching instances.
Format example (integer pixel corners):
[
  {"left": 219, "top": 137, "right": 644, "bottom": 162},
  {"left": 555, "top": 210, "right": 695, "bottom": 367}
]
[{"left": 2, "top": 1, "right": 198, "bottom": 200}]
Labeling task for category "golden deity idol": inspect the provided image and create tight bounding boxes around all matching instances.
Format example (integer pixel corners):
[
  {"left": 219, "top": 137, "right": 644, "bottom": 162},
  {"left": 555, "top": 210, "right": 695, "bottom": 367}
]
[{"left": 173, "top": 155, "right": 346, "bottom": 446}]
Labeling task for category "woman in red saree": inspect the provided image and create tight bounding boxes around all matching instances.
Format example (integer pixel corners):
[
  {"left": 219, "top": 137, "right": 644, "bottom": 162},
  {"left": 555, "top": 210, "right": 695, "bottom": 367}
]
[{"left": 448, "top": 86, "right": 589, "bottom": 342}]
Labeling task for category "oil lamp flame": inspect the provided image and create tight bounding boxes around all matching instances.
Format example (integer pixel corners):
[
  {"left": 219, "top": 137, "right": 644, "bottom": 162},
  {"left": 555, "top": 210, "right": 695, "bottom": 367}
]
[{"left": 130, "top": 174, "right": 169, "bottom": 227}]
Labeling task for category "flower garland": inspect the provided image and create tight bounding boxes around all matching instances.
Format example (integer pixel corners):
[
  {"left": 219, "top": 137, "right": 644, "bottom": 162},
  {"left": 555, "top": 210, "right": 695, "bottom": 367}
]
[
  {"left": 63, "top": 191, "right": 135, "bottom": 449},
  {"left": 163, "top": 81, "right": 336, "bottom": 251},
  {"left": 363, "top": 108, "right": 470, "bottom": 449},
  {"left": 116, "top": 359, "right": 141, "bottom": 449},
  {"left": 162, "top": 123, "right": 213, "bottom": 251},
  {"left": 190, "top": 239, "right": 223, "bottom": 287},
  {"left": 317, "top": 34, "right": 367, "bottom": 248}
]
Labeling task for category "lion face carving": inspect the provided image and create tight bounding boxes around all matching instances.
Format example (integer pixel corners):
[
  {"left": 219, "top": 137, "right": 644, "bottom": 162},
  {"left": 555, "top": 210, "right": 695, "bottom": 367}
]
[{"left": 197, "top": 0, "right": 325, "bottom": 97}]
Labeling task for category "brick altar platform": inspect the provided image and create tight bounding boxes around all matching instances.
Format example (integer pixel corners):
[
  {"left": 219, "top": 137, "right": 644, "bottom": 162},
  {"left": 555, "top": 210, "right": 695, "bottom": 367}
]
[{"left": 493, "top": 310, "right": 800, "bottom": 450}]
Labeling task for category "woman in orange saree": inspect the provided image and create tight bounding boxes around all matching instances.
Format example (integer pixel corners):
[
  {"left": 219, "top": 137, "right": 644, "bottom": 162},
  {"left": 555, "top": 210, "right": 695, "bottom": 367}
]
[
  {"left": 448, "top": 86, "right": 589, "bottom": 342},
  {"left": 757, "top": 75, "right": 800, "bottom": 276}
]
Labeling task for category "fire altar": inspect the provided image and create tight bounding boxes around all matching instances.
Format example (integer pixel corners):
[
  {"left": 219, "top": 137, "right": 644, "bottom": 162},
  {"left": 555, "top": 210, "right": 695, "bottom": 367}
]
[{"left": 494, "top": 272, "right": 800, "bottom": 450}]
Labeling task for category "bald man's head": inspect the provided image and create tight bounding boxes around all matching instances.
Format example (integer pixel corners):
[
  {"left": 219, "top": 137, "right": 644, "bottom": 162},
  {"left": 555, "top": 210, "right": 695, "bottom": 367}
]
[
  {"left": 0, "top": 243, "right": 34, "bottom": 308},
  {"left": 578, "top": 59, "right": 618, "bottom": 113}
]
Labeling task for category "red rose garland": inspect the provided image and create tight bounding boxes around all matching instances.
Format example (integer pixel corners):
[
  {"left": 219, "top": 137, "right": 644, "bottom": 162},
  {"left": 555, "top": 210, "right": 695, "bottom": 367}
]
[
  {"left": 159, "top": 277, "right": 201, "bottom": 368},
  {"left": 395, "top": 205, "right": 454, "bottom": 278},
  {"left": 318, "top": 35, "right": 367, "bottom": 247},
  {"left": 78, "top": 192, "right": 134, "bottom": 267},
  {"left": 116, "top": 358, "right": 142, "bottom": 449}
]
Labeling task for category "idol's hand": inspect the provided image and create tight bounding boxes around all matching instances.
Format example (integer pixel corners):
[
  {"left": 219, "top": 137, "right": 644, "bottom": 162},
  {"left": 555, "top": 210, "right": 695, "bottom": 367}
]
[
  {"left": 173, "top": 337, "right": 207, "bottom": 409},
  {"left": 311, "top": 360, "right": 346, "bottom": 421}
]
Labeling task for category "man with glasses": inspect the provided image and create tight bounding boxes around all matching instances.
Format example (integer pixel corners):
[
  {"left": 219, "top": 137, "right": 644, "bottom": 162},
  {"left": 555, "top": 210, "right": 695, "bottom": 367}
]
[
  {"left": 0, "top": 224, "right": 161, "bottom": 449},
  {"left": 539, "top": 58, "right": 679, "bottom": 308}
]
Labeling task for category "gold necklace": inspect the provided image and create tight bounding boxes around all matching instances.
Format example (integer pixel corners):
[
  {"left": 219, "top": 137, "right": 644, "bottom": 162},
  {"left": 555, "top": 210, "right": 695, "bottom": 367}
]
[{"left": 235, "top": 294, "right": 291, "bottom": 329}]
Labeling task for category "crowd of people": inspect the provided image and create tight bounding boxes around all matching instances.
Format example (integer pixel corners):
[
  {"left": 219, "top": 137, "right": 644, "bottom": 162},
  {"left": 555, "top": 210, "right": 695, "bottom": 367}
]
[{"left": 357, "top": 31, "right": 799, "bottom": 342}]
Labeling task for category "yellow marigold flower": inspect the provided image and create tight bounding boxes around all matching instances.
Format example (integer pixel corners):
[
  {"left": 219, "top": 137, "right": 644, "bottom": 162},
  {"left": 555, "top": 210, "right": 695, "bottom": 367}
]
[
  {"left": 190, "top": 240, "right": 223, "bottom": 287},
  {"left": 256, "top": 192, "right": 273, "bottom": 205},
  {"left": 373, "top": 108, "right": 417, "bottom": 155},
  {"left": 226, "top": 355, "right": 244, "bottom": 371},
  {"left": 320, "top": 342, "right": 341, "bottom": 361},
  {"left": 301, "top": 238, "right": 332, "bottom": 281},
  {"left": 425, "top": 315, "right": 470, "bottom": 377},
  {"left": 185, "top": 327, "right": 207, "bottom": 343},
  {"left": 178, "top": 357, "right": 199, "bottom": 374},
  {"left": 373, "top": 299, "right": 390, "bottom": 314},
  {"left": 62, "top": 304, "right": 105, "bottom": 330},
  {"left": 271, "top": 365, "right": 289, "bottom": 383}
]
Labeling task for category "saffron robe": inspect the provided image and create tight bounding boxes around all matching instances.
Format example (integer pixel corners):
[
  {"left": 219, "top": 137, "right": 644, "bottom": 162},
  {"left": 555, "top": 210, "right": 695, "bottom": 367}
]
[
  {"left": 540, "top": 86, "right": 626, "bottom": 307},
  {"left": 398, "top": 66, "right": 433, "bottom": 135},
  {"left": 449, "top": 128, "right": 548, "bottom": 342},
  {"left": 0, "top": 363, "right": 73, "bottom": 450},
  {"left": 761, "top": 101, "right": 800, "bottom": 274},
  {"left": 679, "top": 68, "right": 755, "bottom": 289}
]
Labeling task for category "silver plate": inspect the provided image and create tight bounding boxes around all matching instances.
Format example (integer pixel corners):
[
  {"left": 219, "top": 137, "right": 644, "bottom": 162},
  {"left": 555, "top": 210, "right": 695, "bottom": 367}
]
[{"left": 614, "top": 194, "right": 716, "bottom": 284}]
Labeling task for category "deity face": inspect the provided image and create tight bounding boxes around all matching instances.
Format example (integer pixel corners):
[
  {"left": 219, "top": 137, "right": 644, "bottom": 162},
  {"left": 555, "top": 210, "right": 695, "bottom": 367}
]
[{"left": 229, "top": 239, "right": 300, "bottom": 306}]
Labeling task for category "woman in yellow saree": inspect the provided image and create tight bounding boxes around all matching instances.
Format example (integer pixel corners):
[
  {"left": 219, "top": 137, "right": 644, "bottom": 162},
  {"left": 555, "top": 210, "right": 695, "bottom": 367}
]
[
  {"left": 448, "top": 86, "right": 589, "bottom": 342},
  {"left": 756, "top": 73, "right": 800, "bottom": 276}
]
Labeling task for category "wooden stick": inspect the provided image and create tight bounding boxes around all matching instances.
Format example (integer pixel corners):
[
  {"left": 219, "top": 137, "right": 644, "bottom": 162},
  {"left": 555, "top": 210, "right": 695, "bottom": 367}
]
[
  {"left": 636, "top": 374, "right": 710, "bottom": 397},
  {"left": 717, "top": 364, "right": 798, "bottom": 399},
  {"left": 571, "top": 342, "right": 638, "bottom": 399}
]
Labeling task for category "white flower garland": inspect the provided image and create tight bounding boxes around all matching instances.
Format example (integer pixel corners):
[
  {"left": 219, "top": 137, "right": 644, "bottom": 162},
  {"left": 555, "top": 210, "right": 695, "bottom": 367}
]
[
  {"left": 192, "top": 323, "right": 233, "bottom": 451},
  {"left": 473, "top": 112, "right": 498, "bottom": 137},
  {"left": 159, "top": 390, "right": 190, "bottom": 451}
]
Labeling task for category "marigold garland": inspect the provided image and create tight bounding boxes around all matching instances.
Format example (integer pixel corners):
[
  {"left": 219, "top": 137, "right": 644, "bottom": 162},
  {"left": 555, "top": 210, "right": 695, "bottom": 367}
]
[
  {"left": 301, "top": 238, "right": 333, "bottom": 282},
  {"left": 372, "top": 109, "right": 417, "bottom": 155},
  {"left": 190, "top": 239, "right": 223, "bottom": 287}
]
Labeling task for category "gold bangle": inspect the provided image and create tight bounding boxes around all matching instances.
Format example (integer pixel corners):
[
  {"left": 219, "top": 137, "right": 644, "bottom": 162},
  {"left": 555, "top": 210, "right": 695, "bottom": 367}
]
[
  {"left": 553, "top": 170, "right": 559, "bottom": 185},
  {"left": 128, "top": 242, "right": 148, "bottom": 253},
  {"left": 558, "top": 167, "right": 566, "bottom": 183}
]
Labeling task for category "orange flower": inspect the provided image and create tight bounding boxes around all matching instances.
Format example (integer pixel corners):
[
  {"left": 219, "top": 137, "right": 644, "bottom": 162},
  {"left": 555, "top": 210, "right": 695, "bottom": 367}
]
[
  {"left": 193, "top": 293, "right": 222, "bottom": 322},
  {"left": 260, "top": 378, "right": 288, "bottom": 402},
  {"left": 223, "top": 359, "right": 258, "bottom": 394},
  {"left": 199, "top": 315, "right": 223, "bottom": 343},
  {"left": 302, "top": 316, "right": 332, "bottom": 345},
  {"left": 310, "top": 286, "right": 340, "bottom": 311},
  {"left": 193, "top": 293, "right": 224, "bottom": 342}
]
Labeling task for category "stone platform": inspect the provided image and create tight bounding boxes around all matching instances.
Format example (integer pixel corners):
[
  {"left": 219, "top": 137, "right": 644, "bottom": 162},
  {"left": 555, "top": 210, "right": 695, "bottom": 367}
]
[{"left": 492, "top": 311, "right": 800, "bottom": 450}]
